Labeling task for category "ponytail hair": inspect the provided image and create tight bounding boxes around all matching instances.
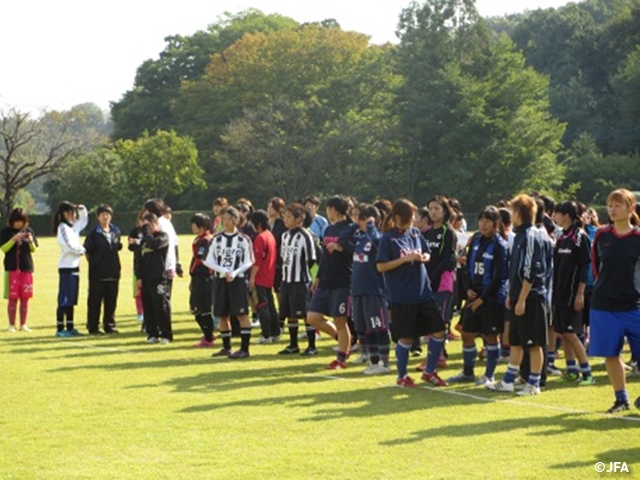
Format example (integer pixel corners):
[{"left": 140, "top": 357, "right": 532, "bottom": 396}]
[
  {"left": 52, "top": 201, "right": 77, "bottom": 234},
  {"left": 554, "top": 201, "right": 583, "bottom": 228},
  {"left": 607, "top": 188, "right": 639, "bottom": 226}
]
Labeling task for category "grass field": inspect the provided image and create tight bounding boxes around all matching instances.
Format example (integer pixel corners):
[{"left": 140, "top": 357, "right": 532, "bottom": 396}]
[{"left": 1, "top": 235, "right": 639, "bottom": 479}]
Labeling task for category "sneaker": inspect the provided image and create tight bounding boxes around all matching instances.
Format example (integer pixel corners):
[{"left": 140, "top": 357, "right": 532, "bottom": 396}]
[
  {"left": 193, "top": 338, "right": 215, "bottom": 348},
  {"left": 577, "top": 376, "right": 596, "bottom": 386},
  {"left": 628, "top": 361, "right": 639, "bottom": 378},
  {"left": 6, "top": 325, "right": 17, "bottom": 333},
  {"left": 363, "top": 363, "right": 391, "bottom": 375},
  {"left": 229, "top": 350, "right": 250, "bottom": 359},
  {"left": 498, "top": 354, "right": 510, "bottom": 363},
  {"left": 421, "top": 371, "right": 448, "bottom": 387},
  {"left": 447, "top": 371, "right": 475, "bottom": 383},
  {"left": 606, "top": 400, "right": 630, "bottom": 414},
  {"left": 256, "top": 336, "right": 273, "bottom": 345},
  {"left": 56, "top": 330, "right": 72, "bottom": 338},
  {"left": 136, "top": 314, "right": 144, "bottom": 323},
  {"left": 19, "top": 325, "right": 31, "bottom": 332},
  {"left": 104, "top": 329, "right": 119, "bottom": 334},
  {"left": 560, "top": 372, "right": 580, "bottom": 382},
  {"left": 272, "top": 335, "right": 281, "bottom": 343},
  {"left": 250, "top": 320, "right": 261, "bottom": 329},
  {"left": 517, "top": 383, "right": 541, "bottom": 396},
  {"left": 352, "top": 353, "right": 369, "bottom": 364},
  {"left": 68, "top": 328, "right": 83, "bottom": 337},
  {"left": 212, "top": 348, "right": 231, "bottom": 357},
  {"left": 415, "top": 359, "right": 427, "bottom": 372},
  {"left": 410, "top": 348, "right": 422, "bottom": 357},
  {"left": 89, "top": 331, "right": 105, "bottom": 336},
  {"left": 300, "top": 347, "right": 318, "bottom": 356},
  {"left": 159, "top": 338, "right": 171, "bottom": 345},
  {"left": 485, "top": 380, "right": 515, "bottom": 392},
  {"left": 146, "top": 337, "right": 159, "bottom": 344},
  {"left": 546, "top": 364, "right": 562, "bottom": 376},
  {"left": 325, "top": 359, "right": 347, "bottom": 370},
  {"left": 396, "top": 375, "right": 417, "bottom": 388},
  {"left": 475, "top": 374, "right": 493, "bottom": 386},
  {"left": 278, "top": 345, "right": 300, "bottom": 355},
  {"left": 297, "top": 332, "right": 307, "bottom": 340}
]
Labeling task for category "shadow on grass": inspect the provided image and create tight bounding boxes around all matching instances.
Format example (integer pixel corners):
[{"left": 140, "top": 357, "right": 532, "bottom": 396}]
[{"left": 549, "top": 447, "right": 640, "bottom": 469}]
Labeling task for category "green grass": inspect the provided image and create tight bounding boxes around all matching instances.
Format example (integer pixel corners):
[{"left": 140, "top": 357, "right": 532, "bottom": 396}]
[{"left": 1, "top": 236, "right": 639, "bottom": 479}]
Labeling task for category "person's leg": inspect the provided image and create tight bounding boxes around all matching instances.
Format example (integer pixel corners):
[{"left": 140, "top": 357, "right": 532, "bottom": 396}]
[
  {"left": 255, "top": 286, "right": 273, "bottom": 340},
  {"left": 86, "top": 278, "right": 102, "bottom": 333},
  {"left": 103, "top": 280, "right": 119, "bottom": 333}
]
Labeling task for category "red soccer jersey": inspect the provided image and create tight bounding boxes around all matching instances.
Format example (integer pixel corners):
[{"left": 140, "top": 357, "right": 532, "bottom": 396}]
[{"left": 253, "top": 230, "right": 277, "bottom": 288}]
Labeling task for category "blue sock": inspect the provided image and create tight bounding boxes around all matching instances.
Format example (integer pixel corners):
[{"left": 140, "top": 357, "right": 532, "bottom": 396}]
[
  {"left": 547, "top": 350, "right": 556, "bottom": 366},
  {"left": 425, "top": 336, "right": 445, "bottom": 374},
  {"left": 615, "top": 389, "right": 629, "bottom": 404},
  {"left": 566, "top": 359, "right": 578, "bottom": 374},
  {"left": 580, "top": 362, "right": 592, "bottom": 379},
  {"left": 528, "top": 372, "right": 541, "bottom": 387},
  {"left": 503, "top": 363, "right": 519, "bottom": 384},
  {"left": 485, "top": 343, "right": 499, "bottom": 378},
  {"left": 500, "top": 345, "right": 510, "bottom": 358},
  {"left": 395, "top": 341, "right": 411, "bottom": 378},
  {"left": 462, "top": 346, "right": 477, "bottom": 376}
]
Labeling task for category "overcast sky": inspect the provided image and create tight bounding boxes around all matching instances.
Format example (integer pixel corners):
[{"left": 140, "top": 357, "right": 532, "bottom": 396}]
[{"left": 0, "top": 0, "right": 572, "bottom": 114}]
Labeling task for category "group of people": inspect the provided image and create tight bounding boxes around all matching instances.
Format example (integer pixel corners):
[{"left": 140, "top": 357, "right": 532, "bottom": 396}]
[{"left": 2, "top": 188, "right": 639, "bottom": 415}]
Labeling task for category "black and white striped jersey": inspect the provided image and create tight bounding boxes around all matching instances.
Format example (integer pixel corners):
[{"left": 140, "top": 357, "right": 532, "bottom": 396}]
[
  {"left": 204, "top": 231, "right": 254, "bottom": 279},
  {"left": 281, "top": 227, "right": 317, "bottom": 284}
]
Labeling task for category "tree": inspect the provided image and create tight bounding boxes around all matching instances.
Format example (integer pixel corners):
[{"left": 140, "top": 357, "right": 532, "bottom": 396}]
[
  {"left": 114, "top": 130, "right": 205, "bottom": 205},
  {"left": 0, "top": 108, "right": 85, "bottom": 216}
]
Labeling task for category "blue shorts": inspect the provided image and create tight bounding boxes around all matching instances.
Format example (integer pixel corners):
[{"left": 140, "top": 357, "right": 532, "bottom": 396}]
[
  {"left": 58, "top": 272, "right": 80, "bottom": 308},
  {"left": 589, "top": 309, "right": 640, "bottom": 358},
  {"left": 351, "top": 295, "right": 389, "bottom": 334},
  {"left": 308, "top": 286, "right": 349, "bottom": 318}
]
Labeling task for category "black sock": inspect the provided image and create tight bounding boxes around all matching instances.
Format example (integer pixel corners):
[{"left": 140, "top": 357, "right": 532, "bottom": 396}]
[
  {"left": 366, "top": 331, "right": 380, "bottom": 364},
  {"left": 65, "top": 307, "right": 74, "bottom": 330},
  {"left": 288, "top": 322, "right": 299, "bottom": 348},
  {"left": 240, "top": 328, "right": 251, "bottom": 352},
  {"left": 198, "top": 314, "right": 214, "bottom": 342},
  {"left": 306, "top": 323, "right": 316, "bottom": 349},
  {"left": 221, "top": 330, "right": 232, "bottom": 351},
  {"left": 56, "top": 307, "right": 65, "bottom": 331},
  {"left": 377, "top": 330, "right": 390, "bottom": 365}
]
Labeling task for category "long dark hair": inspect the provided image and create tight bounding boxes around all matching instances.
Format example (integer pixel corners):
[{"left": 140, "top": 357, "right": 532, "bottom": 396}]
[
  {"left": 478, "top": 206, "right": 507, "bottom": 240},
  {"left": 554, "top": 201, "right": 583, "bottom": 228},
  {"left": 52, "top": 201, "right": 77, "bottom": 234}
]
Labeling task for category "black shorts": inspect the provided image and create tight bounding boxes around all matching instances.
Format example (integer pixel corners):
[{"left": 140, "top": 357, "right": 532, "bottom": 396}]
[
  {"left": 509, "top": 295, "right": 548, "bottom": 347},
  {"left": 462, "top": 302, "right": 505, "bottom": 336},
  {"left": 213, "top": 277, "right": 249, "bottom": 317},
  {"left": 389, "top": 300, "right": 445, "bottom": 341},
  {"left": 352, "top": 295, "right": 389, "bottom": 334},
  {"left": 190, "top": 274, "right": 213, "bottom": 316},
  {"left": 553, "top": 305, "right": 584, "bottom": 335},
  {"left": 279, "top": 282, "right": 310, "bottom": 320},
  {"left": 433, "top": 291, "right": 453, "bottom": 323},
  {"left": 308, "top": 286, "right": 350, "bottom": 318}
]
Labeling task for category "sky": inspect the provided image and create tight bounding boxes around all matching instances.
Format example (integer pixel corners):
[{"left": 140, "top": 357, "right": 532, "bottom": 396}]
[{"left": 0, "top": 0, "right": 573, "bottom": 115}]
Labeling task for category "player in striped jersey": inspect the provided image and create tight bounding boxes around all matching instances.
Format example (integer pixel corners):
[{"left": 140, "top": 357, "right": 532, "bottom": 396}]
[
  {"left": 203, "top": 207, "right": 255, "bottom": 359},
  {"left": 278, "top": 203, "right": 318, "bottom": 355}
]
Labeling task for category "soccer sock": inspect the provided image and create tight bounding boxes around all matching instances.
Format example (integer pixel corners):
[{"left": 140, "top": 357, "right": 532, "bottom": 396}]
[
  {"left": 425, "top": 336, "right": 445, "bottom": 374},
  {"left": 198, "top": 314, "right": 214, "bottom": 342},
  {"left": 221, "top": 330, "right": 232, "bottom": 351},
  {"left": 65, "top": 307, "right": 75, "bottom": 330},
  {"left": 358, "top": 335, "right": 368, "bottom": 357},
  {"left": 485, "top": 343, "right": 500, "bottom": 379},
  {"left": 306, "top": 323, "right": 316, "bottom": 349},
  {"left": 462, "top": 345, "right": 477, "bottom": 376},
  {"left": 580, "top": 361, "right": 592, "bottom": 379},
  {"left": 240, "top": 328, "right": 251, "bottom": 353},
  {"left": 337, "top": 350, "right": 348, "bottom": 364},
  {"left": 7, "top": 298, "right": 17, "bottom": 326},
  {"left": 503, "top": 363, "right": 519, "bottom": 384},
  {"left": 19, "top": 298, "right": 29, "bottom": 326},
  {"left": 378, "top": 330, "right": 390, "bottom": 366},
  {"left": 555, "top": 336, "right": 562, "bottom": 351},
  {"left": 288, "top": 322, "right": 299, "bottom": 349},
  {"left": 566, "top": 359, "right": 579, "bottom": 374},
  {"left": 366, "top": 331, "right": 380, "bottom": 365},
  {"left": 56, "top": 307, "right": 65, "bottom": 332},
  {"left": 528, "top": 372, "right": 541, "bottom": 387},
  {"left": 395, "top": 341, "right": 411, "bottom": 378},
  {"left": 615, "top": 389, "right": 629, "bottom": 404},
  {"left": 547, "top": 350, "right": 556, "bottom": 367}
]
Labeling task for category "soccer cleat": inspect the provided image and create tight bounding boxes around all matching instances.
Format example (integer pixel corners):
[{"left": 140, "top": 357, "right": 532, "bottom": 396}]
[
  {"left": 577, "top": 376, "right": 596, "bottom": 386},
  {"left": 485, "top": 380, "right": 515, "bottom": 392},
  {"left": 325, "top": 359, "right": 347, "bottom": 370},
  {"left": 256, "top": 336, "right": 273, "bottom": 344},
  {"left": 396, "top": 375, "right": 417, "bottom": 388},
  {"left": 606, "top": 400, "right": 630, "bottom": 414},
  {"left": 517, "top": 384, "right": 541, "bottom": 396},
  {"left": 363, "top": 363, "right": 391, "bottom": 375},
  {"left": 278, "top": 345, "right": 300, "bottom": 355},
  {"left": 352, "top": 353, "right": 369, "bottom": 364},
  {"left": 627, "top": 361, "right": 639, "bottom": 378},
  {"left": 6, "top": 326, "right": 17, "bottom": 333},
  {"left": 56, "top": 330, "right": 72, "bottom": 338},
  {"left": 475, "top": 374, "right": 494, "bottom": 386},
  {"left": 421, "top": 371, "right": 448, "bottom": 387},
  {"left": 300, "top": 347, "right": 318, "bottom": 356},
  {"left": 146, "top": 337, "right": 159, "bottom": 344},
  {"left": 447, "top": 371, "right": 475, "bottom": 383},
  {"left": 228, "top": 350, "right": 250, "bottom": 359},
  {"left": 212, "top": 348, "right": 231, "bottom": 357},
  {"left": 19, "top": 325, "right": 31, "bottom": 332},
  {"left": 560, "top": 372, "right": 580, "bottom": 382},
  {"left": 158, "top": 338, "right": 171, "bottom": 345},
  {"left": 410, "top": 347, "right": 423, "bottom": 357},
  {"left": 193, "top": 338, "right": 215, "bottom": 348},
  {"left": 68, "top": 328, "right": 83, "bottom": 337},
  {"left": 546, "top": 365, "right": 562, "bottom": 376}
]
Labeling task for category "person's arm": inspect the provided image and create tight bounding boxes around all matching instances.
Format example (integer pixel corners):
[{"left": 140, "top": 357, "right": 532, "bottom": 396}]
[
  {"left": 429, "top": 228, "right": 456, "bottom": 283},
  {"left": 249, "top": 236, "right": 266, "bottom": 290},
  {"left": 574, "top": 230, "right": 591, "bottom": 311},
  {"left": 230, "top": 238, "right": 255, "bottom": 279},
  {"left": 515, "top": 230, "right": 542, "bottom": 315},
  {"left": 60, "top": 224, "right": 85, "bottom": 256},
  {"left": 73, "top": 206, "right": 89, "bottom": 234},
  {"left": 202, "top": 239, "right": 230, "bottom": 276}
]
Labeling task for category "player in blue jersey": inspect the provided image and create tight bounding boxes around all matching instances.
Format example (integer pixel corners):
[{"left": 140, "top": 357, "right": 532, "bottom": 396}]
[
  {"left": 351, "top": 204, "right": 391, "bottom": 375},
  {"left": 376, "top": 199, "right": 447, "bottom": 388},
  {"left": 590, "top": 189, "right": 640, "bottom": 413},
  {"left": 448, "top": 206, "right": 508, "bottom": 385}
]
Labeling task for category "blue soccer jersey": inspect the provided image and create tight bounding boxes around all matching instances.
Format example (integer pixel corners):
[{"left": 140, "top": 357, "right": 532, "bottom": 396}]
[
  {"left": 351, "top": 222, "right": 386, "bottom": 298},
  {"left": 377, "top": 227, "right": 434, "bottom": 304},
  {"left": 317, "top": 220, "right": 353, "bottom": 290}
]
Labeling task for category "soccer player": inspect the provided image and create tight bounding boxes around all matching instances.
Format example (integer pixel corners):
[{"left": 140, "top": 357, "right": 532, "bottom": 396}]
[
  {"left": 486, "top": 194, "right": 549, "bottom": 396},
  {"left": 204, "top": 207, "right": 255, "bottom": 359},
  {"left": 307, "top": 195, "right": 354, "bottom": 369},
  {"left": 377, "top": 199, "right": 447, "bottom": 388},
  {"left": 277, "top": 203, "right": 318, "bottom": 355},
  {"left": 304, "top": 195, "right": 329, "bottom": 240},
  {"left": 189, "top": 213, "right": 215, "bottom": 348},
  {"left": 551, "top": 201, "right": 594, "bottom": 386},
  {"left": 351, "top": 204, "right": 391, "bottom": 374},
  {"left": 589, "top": 189, "right": 640, "bottom": 413},
  {"left": 449, "top": 206, "right": 508, "bottom": 385}
]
